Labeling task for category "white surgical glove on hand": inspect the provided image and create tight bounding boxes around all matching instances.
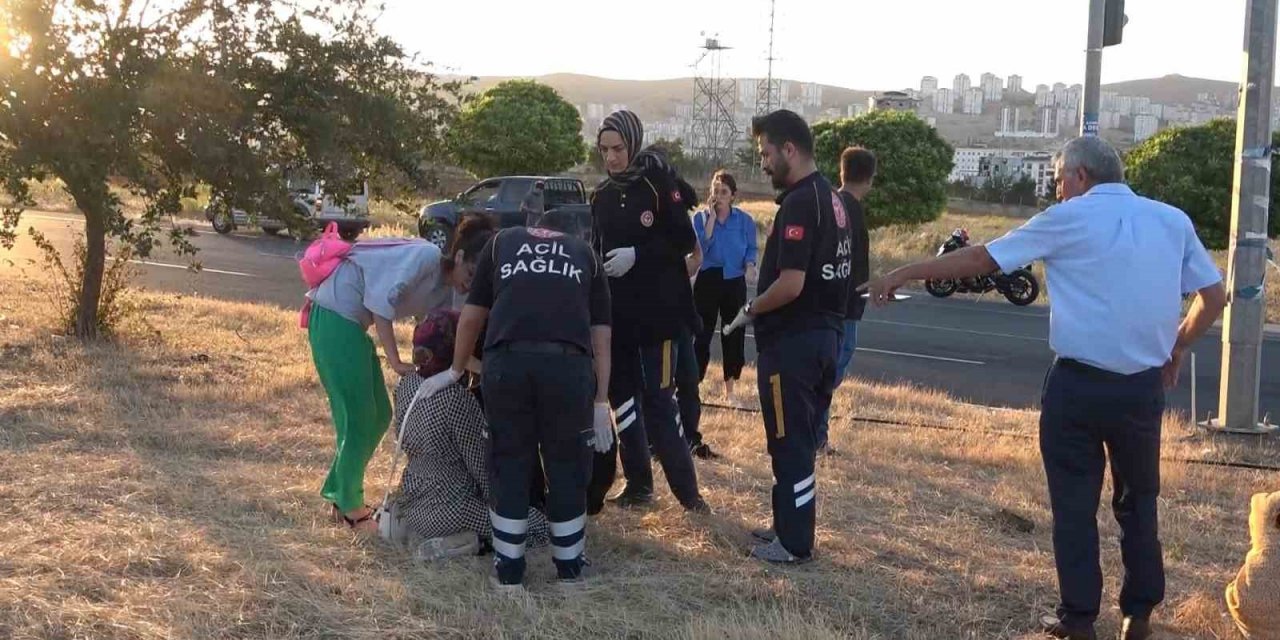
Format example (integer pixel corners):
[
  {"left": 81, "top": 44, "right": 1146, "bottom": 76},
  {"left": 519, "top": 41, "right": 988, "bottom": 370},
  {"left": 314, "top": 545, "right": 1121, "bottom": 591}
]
[
  {"left": 723, "top": 301, "right": 753, "bottom": 336},
  {"left": 591, "top": 402, "right": 616, "bottom": 453},
  {"left": 415, "top": 368, "right": 461, "bottom": 403},
  {"left": 603, "top": 247, "right": 637, "bottom": 278}
]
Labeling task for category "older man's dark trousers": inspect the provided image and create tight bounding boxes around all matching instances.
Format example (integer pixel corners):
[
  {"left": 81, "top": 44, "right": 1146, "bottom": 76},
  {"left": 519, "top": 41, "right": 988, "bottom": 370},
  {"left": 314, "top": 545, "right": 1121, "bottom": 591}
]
[
  {"left": 1040, "top": 358, "right": 1166, "bottom": 631},
  {"left": 757, "top": 327, "right": 838, "bottom": 559}
]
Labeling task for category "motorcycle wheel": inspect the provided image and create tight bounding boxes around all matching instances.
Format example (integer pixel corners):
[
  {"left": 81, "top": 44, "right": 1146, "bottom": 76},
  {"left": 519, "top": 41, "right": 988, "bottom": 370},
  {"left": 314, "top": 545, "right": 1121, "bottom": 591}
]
[
  {"left": 211, "top": 210, "right": 234, "bottom": 235},
  {"left": 1002, "top": 270, "right": 1040, "bottom": 306},
  {"left": 925, "top": 279, "right": 957, "bottom": 298}
]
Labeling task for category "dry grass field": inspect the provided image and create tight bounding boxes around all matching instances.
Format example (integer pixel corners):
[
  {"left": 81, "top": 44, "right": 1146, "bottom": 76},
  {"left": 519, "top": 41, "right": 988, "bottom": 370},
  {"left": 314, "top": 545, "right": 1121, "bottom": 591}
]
[{"left": 1, "top": 270, "right": 1277, "bottom": 639}]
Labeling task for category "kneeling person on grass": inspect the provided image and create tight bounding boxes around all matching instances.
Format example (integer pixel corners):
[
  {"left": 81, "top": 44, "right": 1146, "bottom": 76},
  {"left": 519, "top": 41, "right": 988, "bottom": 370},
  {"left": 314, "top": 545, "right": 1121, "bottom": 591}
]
[{"left": 379, "top": 309, "right": 549, "bottom": 561}]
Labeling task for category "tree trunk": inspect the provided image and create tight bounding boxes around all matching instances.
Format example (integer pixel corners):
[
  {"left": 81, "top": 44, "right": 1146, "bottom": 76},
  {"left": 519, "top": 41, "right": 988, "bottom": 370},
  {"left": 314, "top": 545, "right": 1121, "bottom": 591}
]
[{"left": 75, "top": 207, "right": 107, "bottom": 340}]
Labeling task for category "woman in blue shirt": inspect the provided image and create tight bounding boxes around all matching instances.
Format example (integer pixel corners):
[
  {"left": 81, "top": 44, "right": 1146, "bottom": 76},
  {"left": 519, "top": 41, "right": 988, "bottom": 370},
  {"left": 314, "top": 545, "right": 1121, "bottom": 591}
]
[{"left": 690, "top": 170, "right": 757, "bottom": 400}]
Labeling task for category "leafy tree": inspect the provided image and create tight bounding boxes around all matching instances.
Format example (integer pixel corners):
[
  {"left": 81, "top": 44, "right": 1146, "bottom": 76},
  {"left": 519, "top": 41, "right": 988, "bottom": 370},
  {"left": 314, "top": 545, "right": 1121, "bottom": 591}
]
[
  {"left": 812, "top": 110, "right": 954, "bottom": 228},
  {"left": 979, "top": 175, "right": 1009, "bottom": 204},
  {"left": 449, "top": 80, "right": 586, "bottom": 178},
  {"left": 0, "top": 0, "right": 464, "bottom": 339},
  {"left": 649, "top": 138, "right": 690, "bottom": 171},
  {"left": 650, "top": 138, "right": 718, "bottom": 179},
  {"left": 734, "top": 144, "right": 759, "bottom": 170},
  {"left": 1126, "top": 118, "right": 1280, "bottom": 250},
  {"left": 1007, "top": 175, "right": 1038, "bottom": 206},
  {"left": 947, "top": 179, "right": 978, "bottom": 200}
]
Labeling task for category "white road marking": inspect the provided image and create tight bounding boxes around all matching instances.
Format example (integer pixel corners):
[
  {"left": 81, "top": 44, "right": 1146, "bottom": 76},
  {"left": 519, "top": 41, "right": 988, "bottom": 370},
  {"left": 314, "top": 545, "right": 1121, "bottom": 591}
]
[
  {"left": 22, "top": 212, "right": 266, "bottom": 239},
  {"left": 855, "top": 347, "right": 986, "bottom": 365},
  {"left": 22, "top": 213, "right": 82, "bottom": 224},
  {"left": 901, "top": 296, "right": 1049, "bottom": 319},
  {"left": 190, "top": 228, "right": 261, "bottom": 239},
  {"left": 256, "top": 250, "right": 298, "bottom": 260},
  {"left": 862, "top": 318, "right": 1048, "bottom": 342},
  {"left": 128, "top": 259, "right": 258, "bottom": 278},
  {"left": 743, "top": 333, "right": 984, "bottom": 365}
]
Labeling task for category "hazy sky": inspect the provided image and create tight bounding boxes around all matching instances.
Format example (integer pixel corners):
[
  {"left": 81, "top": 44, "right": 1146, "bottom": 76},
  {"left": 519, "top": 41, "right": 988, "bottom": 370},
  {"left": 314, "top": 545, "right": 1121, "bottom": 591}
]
[{"left": 380, "top": 0, "right": 1252, "bottom": 89}]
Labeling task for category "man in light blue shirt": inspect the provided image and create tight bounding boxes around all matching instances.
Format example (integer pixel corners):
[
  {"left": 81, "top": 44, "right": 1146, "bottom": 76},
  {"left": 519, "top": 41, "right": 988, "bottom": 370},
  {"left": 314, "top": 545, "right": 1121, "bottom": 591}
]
[{"left": 863, "top": 136, "right": 1227, "bottom": 640}]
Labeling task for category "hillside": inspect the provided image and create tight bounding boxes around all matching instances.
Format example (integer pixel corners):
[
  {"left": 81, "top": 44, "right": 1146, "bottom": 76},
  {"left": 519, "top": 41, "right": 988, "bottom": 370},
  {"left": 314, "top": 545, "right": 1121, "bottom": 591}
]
[
  {"left": 454, "top": 72, "right": 1242, "bottom": 121},
  {"left": 1101, "top": 74, "right": 1238, "bottom": 106},
  {"left": 459, "top": 72, "right": 877, "bottom": 121}
]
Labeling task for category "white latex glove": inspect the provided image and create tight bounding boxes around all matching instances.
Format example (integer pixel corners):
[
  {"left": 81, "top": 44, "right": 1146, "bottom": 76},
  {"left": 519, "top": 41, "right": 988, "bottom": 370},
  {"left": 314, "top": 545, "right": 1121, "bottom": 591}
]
[
  {"left": 603, "top": 247, "right": 637, "bottom": 278},
  {"left": 723, "top": 302, "right": 752, "bottom": 336},
  {"left": 414, "top": 367, "right": 461, "bottom": 404},
  {"left": 591, "top": 402, "right": 616, "bottom": 453}
]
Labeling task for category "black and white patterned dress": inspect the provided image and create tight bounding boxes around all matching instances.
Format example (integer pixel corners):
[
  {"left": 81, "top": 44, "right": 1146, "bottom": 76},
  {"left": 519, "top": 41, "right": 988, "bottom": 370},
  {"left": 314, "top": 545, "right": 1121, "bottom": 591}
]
[{"left": 392, "top": 374, "right": 548, "bottom": 545}]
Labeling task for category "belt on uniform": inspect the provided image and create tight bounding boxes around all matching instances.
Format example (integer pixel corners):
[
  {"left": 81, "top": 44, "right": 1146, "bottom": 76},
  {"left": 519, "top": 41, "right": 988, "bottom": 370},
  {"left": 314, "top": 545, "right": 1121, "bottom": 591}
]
[
  {"left": 1056, "top": 357, "right": 1156, "bottom": 380},
  {"left": 492, "top": 340, "right": 588, "bottom": 356}
]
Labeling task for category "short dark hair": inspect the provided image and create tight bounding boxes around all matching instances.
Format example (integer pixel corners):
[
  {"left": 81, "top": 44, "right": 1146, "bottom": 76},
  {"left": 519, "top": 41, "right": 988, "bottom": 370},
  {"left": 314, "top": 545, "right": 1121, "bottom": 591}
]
[
  {"left": 711, "top": 169, "right": 737, "bottom": 194},
  {"left": 534, "top": 209, "right": 582, "bottom": 235},
  {"left": 840, "top": 147, "right": 877, "bottom": 184},
  {"left": 448, "top": 212, "right": 497, "bottom": 265},
  {"left": 751, "top": 109, "right": 813, "bottom": 156}
]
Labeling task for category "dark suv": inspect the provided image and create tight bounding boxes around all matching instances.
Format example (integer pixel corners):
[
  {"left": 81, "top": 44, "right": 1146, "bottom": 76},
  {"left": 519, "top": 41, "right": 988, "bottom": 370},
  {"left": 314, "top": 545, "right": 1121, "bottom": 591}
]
[{"left": 418, "top": 176, "right": 592, "bottom": 247}]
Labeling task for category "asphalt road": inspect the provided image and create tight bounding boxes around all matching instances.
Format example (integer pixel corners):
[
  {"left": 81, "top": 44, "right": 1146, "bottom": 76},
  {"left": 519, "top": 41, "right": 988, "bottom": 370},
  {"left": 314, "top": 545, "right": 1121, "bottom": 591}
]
[{"left": 7, "top": 211, "right": 1279, "bottom": 421}]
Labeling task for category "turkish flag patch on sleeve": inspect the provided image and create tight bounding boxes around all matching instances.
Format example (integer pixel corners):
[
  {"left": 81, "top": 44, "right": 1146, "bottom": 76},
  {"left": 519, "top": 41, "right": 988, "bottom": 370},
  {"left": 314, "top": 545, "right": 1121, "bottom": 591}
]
[{"left": 784, "top": 225, "right": 806, "bottom": 241}]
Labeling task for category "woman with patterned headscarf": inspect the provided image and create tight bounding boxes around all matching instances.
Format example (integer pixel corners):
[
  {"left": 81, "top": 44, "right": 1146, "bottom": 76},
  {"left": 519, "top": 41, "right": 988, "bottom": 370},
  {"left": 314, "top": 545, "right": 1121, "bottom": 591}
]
[
  {"left": 587, "top": 109, "right": 709, "bottom": 514},
  {"left": 378, "top": 309, "right": 548, "bottom": 561}
]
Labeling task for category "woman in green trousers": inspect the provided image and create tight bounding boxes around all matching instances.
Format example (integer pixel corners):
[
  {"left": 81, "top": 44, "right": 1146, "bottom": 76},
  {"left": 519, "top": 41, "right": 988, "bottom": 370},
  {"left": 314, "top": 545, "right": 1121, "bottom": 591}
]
[{"left": 308, "top": 215, "right": 496, "bottom": 533}]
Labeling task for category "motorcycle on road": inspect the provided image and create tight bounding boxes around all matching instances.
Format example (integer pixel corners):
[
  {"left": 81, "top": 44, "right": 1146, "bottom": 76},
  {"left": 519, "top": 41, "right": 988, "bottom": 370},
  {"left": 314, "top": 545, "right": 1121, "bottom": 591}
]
[{"left": 924, "top": 228, "right": 1040, "bottom": 306}]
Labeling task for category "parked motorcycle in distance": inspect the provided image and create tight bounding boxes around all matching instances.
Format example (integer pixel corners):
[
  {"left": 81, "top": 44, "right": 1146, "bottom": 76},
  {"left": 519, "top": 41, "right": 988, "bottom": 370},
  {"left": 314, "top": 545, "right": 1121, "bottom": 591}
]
[{"left": 924, "top": 228, "right": 1040, "bottom": 306}]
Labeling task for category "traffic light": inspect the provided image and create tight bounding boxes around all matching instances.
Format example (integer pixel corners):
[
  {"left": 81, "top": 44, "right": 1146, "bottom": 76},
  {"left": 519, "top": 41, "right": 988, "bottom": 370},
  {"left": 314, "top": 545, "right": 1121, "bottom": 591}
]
[{"left": 1103, "top": 0, "right": 1126, "bottom": 47}]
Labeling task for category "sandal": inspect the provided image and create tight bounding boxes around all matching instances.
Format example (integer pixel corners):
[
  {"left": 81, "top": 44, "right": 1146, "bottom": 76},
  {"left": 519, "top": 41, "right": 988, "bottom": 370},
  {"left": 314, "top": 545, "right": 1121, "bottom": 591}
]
[{"left": 330, "top": 503, "right": 377, "bottom": 530}]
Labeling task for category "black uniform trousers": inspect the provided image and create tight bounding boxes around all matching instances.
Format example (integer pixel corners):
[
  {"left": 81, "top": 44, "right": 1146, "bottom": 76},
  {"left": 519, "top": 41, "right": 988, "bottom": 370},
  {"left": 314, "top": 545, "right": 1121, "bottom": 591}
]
[
  {"left": 675, "top": 328, "right": 704, "bottom": 448},
  {"left": 693, "top": 268, "right": 748, "bottom": 381},
  {"left": 1040, "top": 358, "right": 1165, "bottom": 630},
  {"left": 757, "top": 327, "right": 838, "bottom": 558},
  {"left": 473, "top": 385, "right": 547, "bottom": 512},
  {"left": 483, "top": 346, "right": 594, "bottom": 583},
  {"left": 588, "top": 338, "right": 701, "bottom": 509}
]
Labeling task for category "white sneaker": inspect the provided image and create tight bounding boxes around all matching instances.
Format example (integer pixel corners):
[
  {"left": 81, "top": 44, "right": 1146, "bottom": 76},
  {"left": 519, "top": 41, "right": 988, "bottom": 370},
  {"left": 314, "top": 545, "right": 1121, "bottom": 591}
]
[
  {"left": 552, "top": 555, "right": 595, "bottom": 592},
  {"left": 413, "top": 531, "right": 479, "bottom": 562},
  {"left": 750, "top": 538, "right": 813, "bottom": 565},
  {"left": 489, "top": 573, "right": 527, "bottom": 596}
]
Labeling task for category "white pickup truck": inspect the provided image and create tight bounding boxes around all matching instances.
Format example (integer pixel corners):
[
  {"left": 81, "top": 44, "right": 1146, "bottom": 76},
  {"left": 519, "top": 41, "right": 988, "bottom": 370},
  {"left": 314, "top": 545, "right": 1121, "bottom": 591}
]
[{"left": 206, "top": 177, "right": 371, "bottom": 241}]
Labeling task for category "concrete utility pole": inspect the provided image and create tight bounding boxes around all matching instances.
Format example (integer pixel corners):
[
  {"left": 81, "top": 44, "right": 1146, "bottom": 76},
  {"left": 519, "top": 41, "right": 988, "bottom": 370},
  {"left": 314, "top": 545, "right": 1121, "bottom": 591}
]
[
  {"left": 1080, "top": 0, "right": 1105, "bottom": 136},
  {"left": 1217, "top": 0, "right": 1278, "bottom": 433}
]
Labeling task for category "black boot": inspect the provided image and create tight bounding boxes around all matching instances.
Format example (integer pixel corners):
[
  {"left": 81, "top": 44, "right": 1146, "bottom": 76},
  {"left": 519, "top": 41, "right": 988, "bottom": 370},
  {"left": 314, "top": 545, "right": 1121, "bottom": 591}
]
[
  {"left": 1039, "top": 615, "right": 1096, "bottom": 640},
  {"left": 607, "top": 487, "right": 653, "bottom": 508},
  {"left": 1119, "top": 617, "right": 1151, "bottom": 640}
]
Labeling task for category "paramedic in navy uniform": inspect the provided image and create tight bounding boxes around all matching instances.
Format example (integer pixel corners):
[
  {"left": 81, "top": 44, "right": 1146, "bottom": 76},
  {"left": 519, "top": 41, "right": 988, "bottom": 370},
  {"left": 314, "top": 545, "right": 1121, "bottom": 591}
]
[
  {"left": 862, "top": 136, "right": 1226, "bottom": 640},
  {"left": 729, "top": 109, "right": 852, "bottom": 564},
  {"left": 586, "top": 109, "right": 709, "bottom": 514},
  {"left": 438, "top": 207, "right": 616, "bottom": 590}
]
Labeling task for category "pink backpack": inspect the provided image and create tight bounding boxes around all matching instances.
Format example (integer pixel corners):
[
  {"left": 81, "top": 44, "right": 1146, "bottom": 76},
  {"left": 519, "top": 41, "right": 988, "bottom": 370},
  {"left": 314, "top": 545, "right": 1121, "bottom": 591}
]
[
  {"left": 300, "top": 222, "right": 353, "bottom": 288},
  {"left": 298, "top": 223, "right": 353, "bottom": 328}
]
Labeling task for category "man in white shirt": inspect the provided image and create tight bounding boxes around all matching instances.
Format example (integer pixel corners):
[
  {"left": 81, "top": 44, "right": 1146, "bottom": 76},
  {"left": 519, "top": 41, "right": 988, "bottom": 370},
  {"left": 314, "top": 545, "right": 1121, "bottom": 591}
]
[{"left": 863, "top": 136, "right": 1227, "bottom": 640}]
